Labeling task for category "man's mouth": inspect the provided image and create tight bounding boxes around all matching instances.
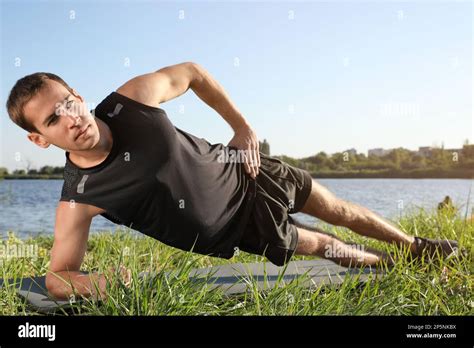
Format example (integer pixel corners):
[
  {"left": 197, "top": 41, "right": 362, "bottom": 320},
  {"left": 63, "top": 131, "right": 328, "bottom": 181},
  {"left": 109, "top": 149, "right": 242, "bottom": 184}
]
[{"left": 75, "top": 124, "right": 90, "bottom": 140}]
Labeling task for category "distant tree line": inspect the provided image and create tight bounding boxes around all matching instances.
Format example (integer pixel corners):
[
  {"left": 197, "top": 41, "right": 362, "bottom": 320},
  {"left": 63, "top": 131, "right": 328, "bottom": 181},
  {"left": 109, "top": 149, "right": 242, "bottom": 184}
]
[
  {"left": 0, "top": 165, "right": 63, "bottom": 178},
  {"left": 276, "top": 144, "right": 474, "bottom": 178},
  {"left": 1, "top": 143, "right": 472, "bottom": 179}
]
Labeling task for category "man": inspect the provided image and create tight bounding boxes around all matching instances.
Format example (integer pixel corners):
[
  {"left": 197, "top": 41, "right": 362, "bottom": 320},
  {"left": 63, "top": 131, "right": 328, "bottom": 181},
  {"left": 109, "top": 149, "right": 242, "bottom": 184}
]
[{"left": 6, "top": 62, "right": 459, "bottom": 300}]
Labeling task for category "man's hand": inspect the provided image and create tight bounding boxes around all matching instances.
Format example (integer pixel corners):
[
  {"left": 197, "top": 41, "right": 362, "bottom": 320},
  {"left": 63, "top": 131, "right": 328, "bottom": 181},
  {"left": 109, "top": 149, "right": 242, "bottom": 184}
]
[
  {"left": 47, "top": 265, "right": 133, "bottom": 301},
  {"left": 227, "top": 123, "right": 261, "bottom": 179},
  {"left": 92, "top": 265, "right": 132, "bottom": 301},
  {"left": 107, "top": 265, "right": 133, "bottom": 288}
]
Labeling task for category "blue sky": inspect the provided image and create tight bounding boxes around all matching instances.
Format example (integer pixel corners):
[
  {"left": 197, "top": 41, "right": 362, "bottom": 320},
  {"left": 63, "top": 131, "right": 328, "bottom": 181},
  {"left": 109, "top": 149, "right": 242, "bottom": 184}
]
[{"left": 1, "top": 0, "right": 472, "bottom": 171}]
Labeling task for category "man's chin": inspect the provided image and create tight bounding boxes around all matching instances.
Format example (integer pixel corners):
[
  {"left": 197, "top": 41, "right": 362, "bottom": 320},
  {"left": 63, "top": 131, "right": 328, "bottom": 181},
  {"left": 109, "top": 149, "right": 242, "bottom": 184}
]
[
  {"left": 57, "top": 136, "right": 98, "bottom": 152},
  {"left": 58, "top": 144, "right": 91, "bottom": 152}
]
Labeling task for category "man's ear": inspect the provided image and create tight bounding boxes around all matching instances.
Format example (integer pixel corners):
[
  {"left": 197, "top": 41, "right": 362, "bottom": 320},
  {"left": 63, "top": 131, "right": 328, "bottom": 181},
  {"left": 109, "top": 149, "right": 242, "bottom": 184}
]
[{"left": 27, "top": 132, "right": 51, "bottom": 149}]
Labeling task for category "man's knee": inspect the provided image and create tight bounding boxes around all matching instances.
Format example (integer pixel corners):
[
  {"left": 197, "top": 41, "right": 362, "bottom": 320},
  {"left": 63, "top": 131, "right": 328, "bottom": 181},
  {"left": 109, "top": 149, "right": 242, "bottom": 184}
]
[
  {"left": 295, "top": 227, "right": 328, "bottom": 256},
  {"left": 300, "top": 181, "right": 351, "bottom": 225},
  {"left": 332, "top": 199, "right": 363, "bottom": 227},
  {"left": 295, "top": 227, "right": 340, "bottom": 257},
  {"left": 319, "top": 198, "right": 359, "bottom": 227}
]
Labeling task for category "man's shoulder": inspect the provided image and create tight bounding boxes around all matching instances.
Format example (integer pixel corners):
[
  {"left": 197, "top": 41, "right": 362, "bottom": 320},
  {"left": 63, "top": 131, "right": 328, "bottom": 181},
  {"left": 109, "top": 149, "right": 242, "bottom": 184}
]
[{"left": 115, "top": 81, "right": 163, "bottom": 110}]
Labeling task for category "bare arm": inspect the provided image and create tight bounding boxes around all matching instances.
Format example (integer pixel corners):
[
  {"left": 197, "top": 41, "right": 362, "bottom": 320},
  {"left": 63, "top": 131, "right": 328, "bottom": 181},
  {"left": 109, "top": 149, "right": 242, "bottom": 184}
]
[
  {"left": 116, "top": 62, "right": 249, "bottom": 131},
  {"left": 189, "top": 63, "right": 250, "bottom": 132},
  {"left": 190, "top": 63, "right": 261, "bottom": 176},
  {"left": 46, "top": 202, "right": 112, "bottom": 300},
  {"left": 116, "top": 61, "right": 261, "bottom": 177}
]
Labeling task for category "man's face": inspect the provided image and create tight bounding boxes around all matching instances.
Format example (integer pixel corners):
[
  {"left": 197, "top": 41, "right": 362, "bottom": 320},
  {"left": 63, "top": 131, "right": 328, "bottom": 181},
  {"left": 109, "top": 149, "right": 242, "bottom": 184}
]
[{"left": 25, "top": 79, "right": 100, "bottom": 152}]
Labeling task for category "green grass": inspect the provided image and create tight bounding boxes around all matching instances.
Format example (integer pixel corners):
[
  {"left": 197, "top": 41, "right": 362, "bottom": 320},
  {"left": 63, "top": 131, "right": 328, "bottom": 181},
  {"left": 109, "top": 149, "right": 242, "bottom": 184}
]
[{"left": 1, "top": 207, "right": 473, "bottom": 316}]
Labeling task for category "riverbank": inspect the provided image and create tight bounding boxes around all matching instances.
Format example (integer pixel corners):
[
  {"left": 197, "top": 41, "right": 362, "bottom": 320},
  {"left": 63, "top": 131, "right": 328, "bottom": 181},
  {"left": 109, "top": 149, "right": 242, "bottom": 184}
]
[
  {"left": 1, "top": 167, "right": 473, "bottom": 180},
  {"left": 1, "top": 175, "right": 63, "bottom": 180},
  {"left": 309, "top": 168, "right": 474, "bottom": 179},
  {"left": 0, "top": 208, "right": 472, "bottom": 315}
]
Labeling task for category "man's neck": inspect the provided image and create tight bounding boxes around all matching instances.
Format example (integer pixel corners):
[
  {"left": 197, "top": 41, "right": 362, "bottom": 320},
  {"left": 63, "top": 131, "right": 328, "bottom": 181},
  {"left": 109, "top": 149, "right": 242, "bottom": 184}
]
[{"left": 68, "top": 119, "right": 113, "bottom": 169}]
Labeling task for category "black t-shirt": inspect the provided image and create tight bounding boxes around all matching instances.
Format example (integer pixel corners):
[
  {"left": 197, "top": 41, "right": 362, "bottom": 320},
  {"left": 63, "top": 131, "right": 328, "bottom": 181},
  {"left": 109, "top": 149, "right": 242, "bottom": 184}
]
[{"left": 60, "top": 91, "right": 256, "bottom": 259}]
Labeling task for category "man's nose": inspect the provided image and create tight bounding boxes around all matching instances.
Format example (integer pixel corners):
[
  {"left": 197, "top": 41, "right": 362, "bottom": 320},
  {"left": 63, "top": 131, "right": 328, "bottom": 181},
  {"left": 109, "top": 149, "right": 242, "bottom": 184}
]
[{"left": 66, "top": 114, "right": 81, "bottom": 128}]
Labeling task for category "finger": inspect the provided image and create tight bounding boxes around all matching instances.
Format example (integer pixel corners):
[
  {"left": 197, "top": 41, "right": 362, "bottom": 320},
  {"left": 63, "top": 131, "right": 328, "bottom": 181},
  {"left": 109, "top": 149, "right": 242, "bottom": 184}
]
[
  {"left": 253, "top": 148, "right": 258, "bottom": 176},
  {"left": 125, "top": 269, "right": 132, "bottom": 286},
  {"left": 122, "top": 268, "right": 131, "bottom": 285},
  {"left": 249, "top": 148, "right": 257, "bottom": 178},
  {"left": 254, "top": 146, "right": 260, "bottom": 175},
  {"left": 256, "top": 142, "right": 261, "bottom": 169},
  {"left": 242, "top": 152, "right": 251, "bottom": 175},
  {"left": 246, "top": 148, "right": 253, "bottom": 178},
  {"left": 249, "top": 155, "right": 255, "bottom": 178}
]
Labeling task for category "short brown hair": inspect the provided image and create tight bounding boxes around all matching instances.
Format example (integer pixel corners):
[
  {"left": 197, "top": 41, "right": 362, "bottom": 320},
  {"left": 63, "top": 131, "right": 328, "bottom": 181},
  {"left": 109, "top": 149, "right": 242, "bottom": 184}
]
[{"left": 6, "top": 72, "right": 74, "bottom": 133}]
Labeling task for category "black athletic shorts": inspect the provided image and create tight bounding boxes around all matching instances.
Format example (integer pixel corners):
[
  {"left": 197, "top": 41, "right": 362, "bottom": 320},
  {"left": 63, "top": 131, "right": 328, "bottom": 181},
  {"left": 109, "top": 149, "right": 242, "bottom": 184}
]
[{"left": 238, "top": 152, "right": 313, "bottom": 266}]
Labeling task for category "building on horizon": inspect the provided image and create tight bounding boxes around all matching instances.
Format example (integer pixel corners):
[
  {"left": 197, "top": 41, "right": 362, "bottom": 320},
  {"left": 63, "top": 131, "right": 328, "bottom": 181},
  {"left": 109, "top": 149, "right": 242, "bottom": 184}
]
[
  {"left": 445, "top": 147, "right": 462, "bottom": 154},
  {"left": 368, "top": 148, "right": 393, "bottom": 157},
  {"left": 343, "top": 148, "right": 358, "bottom": 156},
  {"left": 418, "top": 146, "right": 434, "bottom": 157},
  {"left": 259, "top": 139, "right": 270, "bottom": 155}
]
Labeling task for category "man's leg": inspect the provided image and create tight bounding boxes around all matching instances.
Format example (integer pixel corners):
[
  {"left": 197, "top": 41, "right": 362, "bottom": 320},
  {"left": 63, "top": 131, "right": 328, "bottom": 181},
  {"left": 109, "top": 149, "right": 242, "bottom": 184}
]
[
  {"left": 294, "top": 226, "right": 393, "bottom": 267},
  {"left": 299, "top": 180, "right": 416, "bottom": 252}
]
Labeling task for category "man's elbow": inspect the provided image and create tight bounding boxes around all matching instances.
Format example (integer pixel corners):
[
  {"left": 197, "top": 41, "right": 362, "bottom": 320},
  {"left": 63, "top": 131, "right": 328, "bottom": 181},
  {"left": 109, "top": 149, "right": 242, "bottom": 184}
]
[{"left": 187, "top": 62, "right": 204, "bottom": 87}]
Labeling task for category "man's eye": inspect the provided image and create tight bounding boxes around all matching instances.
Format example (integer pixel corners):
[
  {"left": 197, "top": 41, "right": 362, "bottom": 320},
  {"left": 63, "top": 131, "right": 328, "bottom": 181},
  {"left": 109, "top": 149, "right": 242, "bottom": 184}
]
[
  {"left": 66, "top": 100, "right": 73, "bottom": 109},
  {"left": 49, "top": 115, "right": 59, "bottom": 125}
]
